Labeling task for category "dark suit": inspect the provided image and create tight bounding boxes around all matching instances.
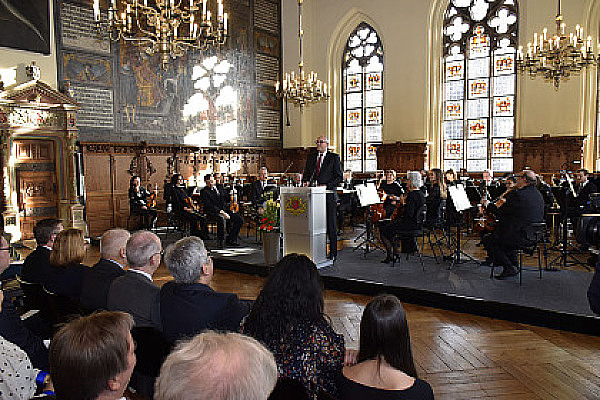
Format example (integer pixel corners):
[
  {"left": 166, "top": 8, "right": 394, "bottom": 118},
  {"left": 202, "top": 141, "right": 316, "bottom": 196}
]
[
  {"left": 0, "top": 296, "right": 49, "bottom": 370},
  {"left": 107, "top": 270, "right": 161, "bottom": 330},
  {"left": 484, "top": 184, "right": 545, "bottom": 269},
  {"left": 170, "top": 185, "right": 207, "bottom": 238},
  {"left": 201, "top": 186, "right": 243, "bottom": 243},
  {"left": 45, "top": 263, "right": 87, "bottom": 302},
  {"left": 21, "top": 246, "right": 52, "bottom": 285},
  {"left": 159, "top": 281, "right": 251, "bottom": 343},
  {"left": 80, "top": 259, "right": 126, "bottom": 312},
  {"left": 251, "top": 180, "right": 275, "bottom": 208},
  {"left": 303, "top": 151, "right": 343, "bottom": 257},
  {"left": 575, "top": 180, "right": 598, "bottom": 210}
]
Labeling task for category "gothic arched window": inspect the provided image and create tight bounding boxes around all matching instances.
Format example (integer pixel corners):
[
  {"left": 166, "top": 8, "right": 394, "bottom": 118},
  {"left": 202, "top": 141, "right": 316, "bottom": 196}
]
[
  {"left": 342, "top": 23, "right": 384, "bottom": 172},
  {"left": 442, "top": 0, "right": 518, "bottom": 173}
]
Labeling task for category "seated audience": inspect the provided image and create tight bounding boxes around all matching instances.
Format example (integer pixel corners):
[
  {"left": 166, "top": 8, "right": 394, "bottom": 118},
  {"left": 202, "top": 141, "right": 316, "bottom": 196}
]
[
  {"left": 49, "top": 311, "right": 136, "bottom": 400},
  {"left": 45, "top": 228, "right": 87, "bottom": 302},
  {"left": 0, "top": 233, "right": 49, "bottom": 370},
  {"left": 160, "top": 237, "right": 252, "bottom": 343},
  {"left": 21, "top": 218, "right": 63, "bottom": 285},
  {"left": 108, "top": 230, "right": 162, "bottom": 330},
  {"left": 338, "top": 294, "right": 434, "bottom": 400},
  {"left": 243, "top": 254, "right": 346, "bottom": 398},
  {"left": 80, "top": 229, "right": 130, "bottom": 312},
  {"left": 155, "top": 331, "right": 277, "bottom": 400}
]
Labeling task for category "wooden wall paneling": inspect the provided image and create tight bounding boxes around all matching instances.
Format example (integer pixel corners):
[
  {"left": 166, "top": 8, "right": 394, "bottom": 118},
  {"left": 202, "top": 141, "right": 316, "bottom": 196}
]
[
  {"left": 82, "top": 151, "right": 113, "bottom": 237},
  {"left": 512, "top": 134, "right": 584, "bottom": 173},
  {"left": 376, "top": 142, "right": 427, "bottom": 172}
]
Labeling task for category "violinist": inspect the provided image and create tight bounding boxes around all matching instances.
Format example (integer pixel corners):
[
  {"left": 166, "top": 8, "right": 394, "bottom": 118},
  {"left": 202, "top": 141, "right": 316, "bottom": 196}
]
[
  {"left": 573, "top": 169, "right": 597, "bottom": 212},
  {"left": 380, "top": 171, "right": 426, "bottom": 263},
  {"left": 169, "top": 174, "right": 209, "bottom": 240},
  {"left": 444, "top": 169, "right": 461, "bottom": 226},
  {"left": 128, "top": 176, "right": 157, "bottom": 229},
  {"left": 251, "top": 167, "right": 275, "bottom": 215},
  {"left": 478, "top": 169, "right": 502, "bottom": 200},
  {"left": 425, "top": 168, "right": 447, "bottom": 227},
  {"left": 378, "top": 170, "right": 404, "bottom": 219},
  {"left": 201, "top": 173, "right": 243, "bottom": 248}
]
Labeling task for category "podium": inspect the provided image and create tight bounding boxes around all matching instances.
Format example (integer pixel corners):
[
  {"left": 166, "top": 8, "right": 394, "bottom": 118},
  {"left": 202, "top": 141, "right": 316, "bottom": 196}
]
[{"left": 280, "top": 186, "right": 332, "bottom": 268}]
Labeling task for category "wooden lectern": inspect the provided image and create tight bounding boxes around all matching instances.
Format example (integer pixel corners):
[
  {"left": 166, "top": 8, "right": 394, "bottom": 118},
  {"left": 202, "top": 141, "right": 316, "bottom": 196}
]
[{"left": 280, "top": 186, "right": 333, "bottom": 268}]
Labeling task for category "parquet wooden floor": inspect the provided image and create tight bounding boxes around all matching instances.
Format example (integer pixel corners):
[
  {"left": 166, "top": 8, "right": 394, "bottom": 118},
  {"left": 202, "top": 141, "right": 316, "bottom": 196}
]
[{"left": 78, "top": 241, "right": 599, "bottom": 399}]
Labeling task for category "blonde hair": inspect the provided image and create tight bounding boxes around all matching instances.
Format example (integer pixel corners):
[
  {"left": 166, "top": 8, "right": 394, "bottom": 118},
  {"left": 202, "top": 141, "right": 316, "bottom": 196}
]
[{"left": 50, "top": 228, "right": 85, "bottom": 268}]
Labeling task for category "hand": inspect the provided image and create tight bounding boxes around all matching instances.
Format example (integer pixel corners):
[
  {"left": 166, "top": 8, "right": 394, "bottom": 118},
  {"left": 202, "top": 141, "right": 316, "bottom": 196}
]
[
  {"left": 258, "top": 207, "right": 265, "bottom": 215},
  {"left": 221, "top": 211, "right": 231, "bottom": 220},
  {"left": 142, "top": 206, "right": 147, "bottom": 210},
  {"left": 343, "top": 348, "right": 358, "bottom": 366}
]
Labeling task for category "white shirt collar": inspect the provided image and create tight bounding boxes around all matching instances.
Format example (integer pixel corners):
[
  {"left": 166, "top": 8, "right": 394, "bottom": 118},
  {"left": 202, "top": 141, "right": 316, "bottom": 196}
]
[
  {"left": 129, "top": 268, "right": 153, "bottom": 282},
  {"left": 105, "top": 258, "right": 125, "bottom": 269},
  {"left": 42, "top": 245, "right": 52, "bottom": 251}
]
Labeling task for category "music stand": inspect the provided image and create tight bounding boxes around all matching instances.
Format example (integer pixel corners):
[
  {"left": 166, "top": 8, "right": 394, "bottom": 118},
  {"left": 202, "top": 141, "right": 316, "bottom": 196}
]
[
  {"left": 353, "top": 183, "right": 384, "bottom": 256},
  {"left": 447, "top": 184, "right": 479, "bottom": 268}
]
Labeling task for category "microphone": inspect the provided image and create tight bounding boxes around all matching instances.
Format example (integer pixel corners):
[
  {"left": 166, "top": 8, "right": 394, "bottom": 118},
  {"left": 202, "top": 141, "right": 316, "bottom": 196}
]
[{"left": 283, "top": 161, "right": 294, "bottom": 174}]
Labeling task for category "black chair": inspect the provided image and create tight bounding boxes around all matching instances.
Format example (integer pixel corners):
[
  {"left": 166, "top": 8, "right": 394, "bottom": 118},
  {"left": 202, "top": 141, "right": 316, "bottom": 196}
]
[
  {"left": 268, "top": 378, "right": 309, "bottom": 400},
  {"left": 392, "top": 206, "right": 427, "bottom": 271},
  {"left": 422, "top": 199, "right": 447, "bottom": 263},
  {"left": 43, "top": 288, "right": 84, "bottom": 328},
  {"left": 130, "top": 327, "right": 172, "bottom": 399}
]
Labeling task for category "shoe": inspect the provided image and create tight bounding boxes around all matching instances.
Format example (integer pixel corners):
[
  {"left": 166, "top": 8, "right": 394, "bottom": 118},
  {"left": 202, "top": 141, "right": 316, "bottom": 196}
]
[{"left": 494, "top": 267, "right": 518, "bottom": 280}]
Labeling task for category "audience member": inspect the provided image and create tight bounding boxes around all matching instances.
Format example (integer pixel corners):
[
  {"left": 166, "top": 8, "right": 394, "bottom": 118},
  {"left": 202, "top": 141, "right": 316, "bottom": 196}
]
[
  {"left": 155, "top": 331, "right": 277, "bottom": 400},
  {"left": 338, "top": 294, "right": 434, "bottom": 399},
  {"left": 107, "top": 231, "right": 162, "bottom": 330},
  {"left": 21, "top": 218, "right": 63, "bottom": 285},
  {"left": 0, "top": 234, "right": 49, "bottom": 370},
  {"left": 160, "top": 237, "right": 251, "bottom": 343},
  {"left": 45, "top": 228, "right": 88, "bottom": 302},
  {"left": 49, "top": 311, "right": 136, "bottom": 400},
  {"left": 80, "top": 229, "right": 130, "bottom": 312},
  {"left": 243, "top": 254, "right": 346, "bottom": 398}
]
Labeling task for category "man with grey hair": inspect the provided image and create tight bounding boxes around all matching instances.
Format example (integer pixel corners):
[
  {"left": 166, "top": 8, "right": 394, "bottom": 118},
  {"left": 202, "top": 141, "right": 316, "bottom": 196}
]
[
  {"left": 380, "top": 171, "right": 426, "bottom": 263},
  {"left": 155, "top": 331, "right": 277, "bottom": 400},
  {"left": 80, "top": 229, "right": 130, "bottom": 311},
  {"left": 160, "top": 236, "right": 251, "bottom": 343},
  {"left": 107, "top": 230, "right": 162, "bottom": 329}
]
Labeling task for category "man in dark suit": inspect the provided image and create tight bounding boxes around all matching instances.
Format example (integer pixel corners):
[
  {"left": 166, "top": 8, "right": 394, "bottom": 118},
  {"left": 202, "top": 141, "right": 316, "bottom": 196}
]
[
  {"left": 573, "top": 168, "right": 598, "bottom": 211},
  {"left": 80, "top": 229, "right": 130, "bottom": 312},
  {"left": 0, "top": 234, "right": 49, "bottom": 369},
  {"left": 482, "top": 170, "right": 545, "bottom": 279},
  {"left": 251, "top": 167, "right": 275, "bottom": 214},
  {"left": 303, "top": 136, "right": 344, "bottom": 259},
  {"left": 201, "top": 173, "right": 243, "bottom": 248},
  {"left": 21, "top": 218, "right": 63, "bottom": 285},
  {"left": 107, "top": 231, "right": 162, "bottom": 330},
  {"left": 160, "top": 237, "right": 251, "bottom": 343}
]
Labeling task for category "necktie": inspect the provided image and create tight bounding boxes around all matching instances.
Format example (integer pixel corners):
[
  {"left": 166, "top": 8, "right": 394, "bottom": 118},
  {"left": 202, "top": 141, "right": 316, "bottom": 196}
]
[{"left": 316, "top": 154, "right": 323, "bottom": 176}]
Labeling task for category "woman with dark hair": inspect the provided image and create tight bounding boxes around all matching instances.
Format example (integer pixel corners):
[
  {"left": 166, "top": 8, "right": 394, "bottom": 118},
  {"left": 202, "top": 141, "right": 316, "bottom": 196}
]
[
  {"left": 128, "top": 175, "right": 157, "bottom": 229},
  {"left": 338, "top": 295, "right": 434, "bottom": 399},
  {"left": 168, "top": 173, "right": 208, "bottom": 239},
  {"left": 425, "top": 169, "right": 447, "bottom": 228},
  {"left": 45, "top": 228, "right": 88, "bottom": 302},
  {"left": 242, "top": 254, "right": 347, "bottom": 398}
]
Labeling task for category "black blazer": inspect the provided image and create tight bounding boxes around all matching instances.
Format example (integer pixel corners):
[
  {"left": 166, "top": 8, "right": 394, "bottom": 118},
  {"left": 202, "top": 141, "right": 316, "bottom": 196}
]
[
  {"left": 80, "top": 259, "right": 126, "bottom": 312},
  {"left": 170, "top": 185, "right": 191, "bottom": 213},
  {"left": 201, "top": 186, "right": 226, "bottom": 216},
  {"left": 107, "top": 270, "right": 161, "bottom": 330},
  {"left": 21, "top": 246, "right": 52, "bottom": 285},
  {"left": 0, "top": 296, "right": 49, "bottom": 370},
  {"left": 302, "top": 151, "right": 343, "bottom": 190},
  {"left": 492, "top": 184, "right": 545, "bottom": 247},
  {"left": 45, "top": 263, "right": 87, "bottom": 302},
  {"left": 160, "top": 282, "right": 251, "bottom": 343},
  {"left": 129, "top": 187, "right": 151, "bottom": 210},
  {"left": 575, "top": 181, "right": 598, "bottom": 209}
]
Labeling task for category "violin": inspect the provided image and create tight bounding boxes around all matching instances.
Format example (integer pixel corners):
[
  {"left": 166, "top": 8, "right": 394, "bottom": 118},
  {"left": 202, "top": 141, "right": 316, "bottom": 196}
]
[
  {"left": 230, "top": 188, "right": 239, "bottom": 213},
  {"left": 371, "top": 203, "right": 386, "bottom": 222},
  {"left": 474, "top": 186, "right": 515, "bottom": 234},
  {"left": 147, "top": 184, "right": 158, "bottom": 208},
  {"left": 390, "top": 193, "right": 406, "bottom": 220}
]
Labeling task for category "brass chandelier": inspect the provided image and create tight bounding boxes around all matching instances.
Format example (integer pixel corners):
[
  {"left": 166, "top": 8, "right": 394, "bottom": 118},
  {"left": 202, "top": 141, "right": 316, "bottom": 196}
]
[
  {"left": 93, "top": 0, "right": 228, "bottom": 67},
  {"left": 516, "top": 0, "right": 597, "bottom": 89},
  {"left": 275, "top": 0, "right": 328, "bottom": 107}
]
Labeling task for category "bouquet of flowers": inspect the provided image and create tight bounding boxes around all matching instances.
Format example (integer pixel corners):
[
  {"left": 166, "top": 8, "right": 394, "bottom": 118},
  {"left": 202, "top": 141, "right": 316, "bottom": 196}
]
[{"left": 259, "top": 192, "right": 280, "bottom": 232}]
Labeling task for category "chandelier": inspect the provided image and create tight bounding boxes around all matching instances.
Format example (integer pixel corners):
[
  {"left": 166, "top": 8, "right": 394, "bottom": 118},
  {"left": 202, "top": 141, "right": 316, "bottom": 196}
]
[
  {"left": 275, "top": 0, "right": 328, "bottom": 107},
  {"left": 516, "top": 0, "right": 596, "bottom": 89},
  {"left": 93, "top": 0, "right": 228, "bottom": 67}
]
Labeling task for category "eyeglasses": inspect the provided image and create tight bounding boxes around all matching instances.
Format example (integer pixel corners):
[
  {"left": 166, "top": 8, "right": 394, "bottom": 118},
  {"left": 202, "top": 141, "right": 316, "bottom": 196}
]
[{"left": 315, "top": 140, "right": 328, "bottom": 144}]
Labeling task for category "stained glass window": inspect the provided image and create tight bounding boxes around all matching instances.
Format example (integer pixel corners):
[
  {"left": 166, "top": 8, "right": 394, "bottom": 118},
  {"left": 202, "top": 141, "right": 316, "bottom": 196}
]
[
  {"left": 343, "top": 23, "right": 384, "bottom": 172},
  {"left": 442, "top": 0, "right": 518, "bottom": 172}
]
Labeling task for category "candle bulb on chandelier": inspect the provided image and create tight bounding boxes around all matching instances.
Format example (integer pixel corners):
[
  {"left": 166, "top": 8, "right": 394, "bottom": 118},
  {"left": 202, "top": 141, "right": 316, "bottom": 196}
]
[
  {"left": 93, "top": 0, "right": 100, "bottom": 21},
  {"left": 202, "top": 0, "right": 207, "bottom": 19},
  {"left": 224, "top": 13, "right": 228, "bottom": 34}
]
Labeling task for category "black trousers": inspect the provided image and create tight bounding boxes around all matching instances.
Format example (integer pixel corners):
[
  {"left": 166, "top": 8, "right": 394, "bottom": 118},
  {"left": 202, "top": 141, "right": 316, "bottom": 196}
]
[
  {"left": 209, "top": 211, "right": 243, "bottom": 242},
  {"left": 181, "top": 210, "right": 208, "bottom": 239},
  {"left": 482, "top": 233, "right": 518, "bottom": 269},
  {"left": 132, "top": 207, "right": 157, "bottom": 229},
  {"left": 326, "top": 193, "right": 338, "bottom": 257}
]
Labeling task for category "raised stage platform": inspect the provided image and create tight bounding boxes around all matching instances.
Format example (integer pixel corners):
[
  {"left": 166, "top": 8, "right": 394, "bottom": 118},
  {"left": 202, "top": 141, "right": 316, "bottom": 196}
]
[{"left": 205, "top": 236, "right": 600, "bottom": 336}]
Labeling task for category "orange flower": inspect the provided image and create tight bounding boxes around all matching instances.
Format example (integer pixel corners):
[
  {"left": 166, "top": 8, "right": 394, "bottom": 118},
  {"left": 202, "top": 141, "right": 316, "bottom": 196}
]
[
  {"left": 266, "top": 225, "right": 274, "bottom": 231},
  {"left": 261, "top": 217, "right": 268, "bottom": 223}
]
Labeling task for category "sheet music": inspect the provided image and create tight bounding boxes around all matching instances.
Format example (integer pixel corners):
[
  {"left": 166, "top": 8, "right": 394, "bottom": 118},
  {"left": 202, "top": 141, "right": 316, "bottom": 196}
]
[
  {"left": 355, "top": 183, "right": 381, "bottom": 207},
  {"left": 448, "top": 184, "right": 473, "bottom": 212}
]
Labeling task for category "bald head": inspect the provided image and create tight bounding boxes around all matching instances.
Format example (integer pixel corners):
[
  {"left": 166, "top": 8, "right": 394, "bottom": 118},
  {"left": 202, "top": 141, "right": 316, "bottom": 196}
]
[
  {"left": 100, "top": 229, "right": 130, "bottom": 263},
  {"left": 126, "top": 231, "right": 162, "bottom": 273}
]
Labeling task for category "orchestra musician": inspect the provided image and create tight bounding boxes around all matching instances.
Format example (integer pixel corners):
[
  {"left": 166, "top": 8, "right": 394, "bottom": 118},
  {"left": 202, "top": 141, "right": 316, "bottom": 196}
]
[
  {"left": 481, "top": 169, "right": 545, "bottom": 279},
  {"left": 425, "top": 168, "right": 447, "bottom": 227},
  {"left": 169, "top": 174, "right": 209, "bottom": 240},
  {"left": 302, "top": 135, "right": 343, "bottom": 260},
  {"left": 201, "top": 173, "right": 244, "bottom": 248},
  {"left": 444, "top": 169, "right": 461, "bottom": 226},
  {"left": 380, "top": 171, "right": 426, "bottom": 263},
  {"left": 342, "top": 169, "right": 355, "bottom": 190},
  {"left": 338, "top": 169, "right": 358, "bottom": 233},
  {"left": 378, "top": 170, "right": 404, "bottom": 219},
  {"left": 214, "top": 172, "right": 230, "bottom": 199},
  {"left": 251, "top": 167, "right": 275, "bottom": 215},
  {"left": 128, "top": 176, "right": 157, "bottom": 229}
]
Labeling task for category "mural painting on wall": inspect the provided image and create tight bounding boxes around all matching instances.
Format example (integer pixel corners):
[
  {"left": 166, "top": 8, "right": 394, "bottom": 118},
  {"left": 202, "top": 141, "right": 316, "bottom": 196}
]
[
  {"left": 63, "top": 52, "right": 112, "bottom": 86},
  {"left": 0, "top": 0, "right": 50, "bottom": 54}
]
